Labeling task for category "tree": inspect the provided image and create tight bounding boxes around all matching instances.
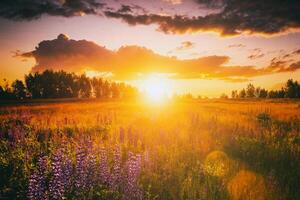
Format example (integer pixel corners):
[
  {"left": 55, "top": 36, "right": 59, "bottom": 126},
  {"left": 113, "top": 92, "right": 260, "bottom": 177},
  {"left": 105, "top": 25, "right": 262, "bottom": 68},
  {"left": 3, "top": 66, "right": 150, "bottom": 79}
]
[
  {"left": 231, "top": 90, "right": 238, "bottom": 99},
  {"left": 285, "top": 79, "right": 299, "bottom": 98},
  {"left": 25, "top": 73, "right": 42, "bottom": 98},
  {"left": 91, "top": 77, "right": 104, "bottom": 98},
  {"left": 0, "top": 85, "right": 4, "bottom": 99},
  {"left": 111, "top": 82, "right": 120, "bottom": 99},
  {"left": 78, "top": 74, "right": 91, "bottom": 98},
  {"left": 258, "top": 88, "right": 268, "bottom": 98},
  {"left": 220, "top": 93, "right": 228, "bottom": 99},
  {"left": 102, "top": 80, "right": 111, "bottom": 98},
  {"left": 246, "top": 83, "right": 255, "bottom": 98},
  {"left": 268, "top": 89, "right": 285, "bottom": 98},
  {"left": 5, "top": 70, "right": 139, "bottom": 100},
  {"left": 0, "top": 79, "right": 15, "bottom": 99},
  {"left": 239, "top": 89, "right": 246, "bottom": 98},
  {"left": 12, "top": 80, "right": 26, "bottom": 99},
  {"left": 255, "top": 87, "right": 268, "bottom": 98}
]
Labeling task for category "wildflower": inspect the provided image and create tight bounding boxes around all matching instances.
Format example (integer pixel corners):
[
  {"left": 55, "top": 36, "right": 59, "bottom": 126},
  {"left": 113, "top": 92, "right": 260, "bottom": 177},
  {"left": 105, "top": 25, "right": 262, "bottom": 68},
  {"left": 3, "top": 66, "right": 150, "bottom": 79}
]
[
  {"left": 122, "top": 152, "right": 143, "bottom": 200},
  {"left": 99, "top": 147, "right": 110, "bottom": 185},
  {"left": 62, "top": 154, "right": 73, "bottom": 191},
  {"left": 109, "top": 146, "right": 122, "bottom": 189},
  {"left": 28, "top": 156, "right": 48, "bottom": 200},
  {"left": 75, "top": 144, "right": 88, "bottom": 192},
  {"left": 49, "top": 151, "right": 65, "bottom": 199},
  {"left": 86, "top": 142, "right": 97, "bottom": 188}
]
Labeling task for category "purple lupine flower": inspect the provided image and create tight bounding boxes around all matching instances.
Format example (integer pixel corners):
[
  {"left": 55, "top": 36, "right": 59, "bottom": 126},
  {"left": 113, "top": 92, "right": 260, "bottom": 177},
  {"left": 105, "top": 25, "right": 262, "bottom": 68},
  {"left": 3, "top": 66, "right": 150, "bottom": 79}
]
[
  {"left": 109, "top": 146, "right": 122, "bottom": 189},
  {"left": 61, "top": 154, "right": 73, "bottom": 192},
  {"left": 99, "top": 147, "right": 110, "bottom": 185},
  {"left": 121, "top": 152, "right": 143, "bottom": 200},
  {"left": 75, "top": 144, "right": 88, "bottom": 192},
  {"left": 86, "top": 141, "right": 97, "bottom": 188},
  {"left": 28, "top": 156, "right": 48, "bottom": 200},
  {"left": 49, "top": 150, "right": 65, "bottom": 199}
]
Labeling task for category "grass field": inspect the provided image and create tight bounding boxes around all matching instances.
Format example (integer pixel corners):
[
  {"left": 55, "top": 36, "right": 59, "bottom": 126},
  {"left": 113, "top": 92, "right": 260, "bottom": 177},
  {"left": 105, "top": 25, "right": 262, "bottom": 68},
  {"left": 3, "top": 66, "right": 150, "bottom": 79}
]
[{"left": 0, "top": 99, "right": 300, "bottom": 200}]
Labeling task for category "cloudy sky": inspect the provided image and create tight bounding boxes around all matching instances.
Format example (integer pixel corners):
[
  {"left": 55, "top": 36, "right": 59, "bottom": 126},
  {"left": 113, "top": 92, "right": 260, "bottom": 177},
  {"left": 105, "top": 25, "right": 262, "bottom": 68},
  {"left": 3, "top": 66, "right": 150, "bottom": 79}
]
[{"left": 0, "top": 0, "right": 300, "bottom": 97}]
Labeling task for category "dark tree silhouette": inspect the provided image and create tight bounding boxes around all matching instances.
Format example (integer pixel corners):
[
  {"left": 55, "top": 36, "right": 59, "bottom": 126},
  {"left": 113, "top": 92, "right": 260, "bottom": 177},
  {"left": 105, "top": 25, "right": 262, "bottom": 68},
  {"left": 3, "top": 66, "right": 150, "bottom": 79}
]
[
  {"left": 78, "top": 74, "right": 92, "bottom": 98},
  {"left": 12, "top": 80, "right": 26, "bottom": 99},
  {"left": 1, "top": 70, "right": 139, "bottom": 100},
  {"left": 239, "top": 89, "right": 246, "bottom": 98},
  {"left": 285, "top": 79, "right": 299, "bottom": 98},
  {"left": 0, "top": 79, "right": 15, "bottom": 99},
  {"left": 246, "top": 83, "right": 255, "bottom": 98},
  {"left": 231, "top": 79, "right": 300, "bottom": 99},
  {"left": 231, "top": 90, "right": 238, "bottom": 99}
]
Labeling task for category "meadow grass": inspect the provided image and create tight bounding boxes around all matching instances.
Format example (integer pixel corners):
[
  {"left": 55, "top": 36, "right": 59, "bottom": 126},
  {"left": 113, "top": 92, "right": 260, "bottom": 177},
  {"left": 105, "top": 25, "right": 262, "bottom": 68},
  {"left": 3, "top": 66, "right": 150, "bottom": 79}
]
[{"left": 0, "top": 99, "right": 299, "bottom": 199}]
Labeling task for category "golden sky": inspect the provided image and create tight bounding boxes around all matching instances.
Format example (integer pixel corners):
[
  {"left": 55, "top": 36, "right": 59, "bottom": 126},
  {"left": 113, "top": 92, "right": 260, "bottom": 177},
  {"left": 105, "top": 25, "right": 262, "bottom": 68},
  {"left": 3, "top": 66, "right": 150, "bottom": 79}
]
[{"left": 0, "top": 0, "right": 299, "bottom": 97}]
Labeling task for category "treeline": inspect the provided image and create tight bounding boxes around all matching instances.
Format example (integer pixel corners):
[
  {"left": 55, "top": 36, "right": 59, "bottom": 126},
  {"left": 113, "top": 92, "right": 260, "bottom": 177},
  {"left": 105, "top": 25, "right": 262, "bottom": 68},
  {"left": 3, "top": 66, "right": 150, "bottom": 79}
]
[
  {"left": 0, "top": 70, "right": 138, "bottom": 100},
  {"left": 231, "top": 79, "right": 300, "bottom": 99}
]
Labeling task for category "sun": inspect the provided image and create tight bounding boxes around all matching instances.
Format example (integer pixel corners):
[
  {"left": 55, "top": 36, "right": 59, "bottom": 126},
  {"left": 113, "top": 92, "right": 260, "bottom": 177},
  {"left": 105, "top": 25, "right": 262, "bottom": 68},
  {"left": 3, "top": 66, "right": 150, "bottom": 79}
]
[{"left": 141, "top": 75, "right": 172, "bottom": 103}]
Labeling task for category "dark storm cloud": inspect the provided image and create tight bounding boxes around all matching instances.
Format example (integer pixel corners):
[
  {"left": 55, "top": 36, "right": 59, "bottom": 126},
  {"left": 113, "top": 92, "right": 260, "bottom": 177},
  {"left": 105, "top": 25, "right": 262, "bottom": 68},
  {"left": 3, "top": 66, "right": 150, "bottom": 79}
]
[
  {"left": 0, "top": 0, "right": 105, "bottom": 20},
  {"left": 104, "top": 0, "right": 300, "bottom": 36},
  {"left": 1, "top": 0, "right": 299, "bottom": 36},
  {"left": 17, "top": 34, "right": 300, "bottom": 82}
]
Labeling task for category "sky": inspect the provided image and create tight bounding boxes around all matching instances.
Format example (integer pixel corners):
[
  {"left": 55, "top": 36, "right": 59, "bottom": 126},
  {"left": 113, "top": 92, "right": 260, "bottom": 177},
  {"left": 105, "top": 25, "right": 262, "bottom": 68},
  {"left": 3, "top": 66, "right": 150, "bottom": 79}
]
[{"left": 0, "top": 0, "right": 300, "bottom": 97}]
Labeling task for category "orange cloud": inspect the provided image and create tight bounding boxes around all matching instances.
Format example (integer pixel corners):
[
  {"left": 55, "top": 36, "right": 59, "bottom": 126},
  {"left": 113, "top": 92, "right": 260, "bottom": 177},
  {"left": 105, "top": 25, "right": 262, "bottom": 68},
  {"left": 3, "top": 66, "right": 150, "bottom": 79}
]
[{"left": 17, "top": 34, "right": 300, "bottom": 82}]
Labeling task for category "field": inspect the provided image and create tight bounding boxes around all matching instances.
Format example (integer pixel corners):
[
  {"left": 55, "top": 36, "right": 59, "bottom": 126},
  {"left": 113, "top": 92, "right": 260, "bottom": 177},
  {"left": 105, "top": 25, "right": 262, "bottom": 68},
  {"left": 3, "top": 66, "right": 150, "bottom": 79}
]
[{"left": 1, "top": 99, "right": 300, "bottom": 200}]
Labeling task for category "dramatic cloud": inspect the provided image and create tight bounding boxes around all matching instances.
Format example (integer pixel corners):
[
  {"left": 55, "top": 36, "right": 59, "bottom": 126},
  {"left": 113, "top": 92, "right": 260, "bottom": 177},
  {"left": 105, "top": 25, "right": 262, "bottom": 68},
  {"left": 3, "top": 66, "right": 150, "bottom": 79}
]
[
  {"left": 17, "top": 34, "right": 300, "bottom": 81},
  {"left": 1, "top": 1, "right": 299, "bottom": 36},
  {"left": 104, "top": 0, "right": 300, "bottom": 36},
  {"left": 0, "top": 0, "right": 105, "bottom": 20}
]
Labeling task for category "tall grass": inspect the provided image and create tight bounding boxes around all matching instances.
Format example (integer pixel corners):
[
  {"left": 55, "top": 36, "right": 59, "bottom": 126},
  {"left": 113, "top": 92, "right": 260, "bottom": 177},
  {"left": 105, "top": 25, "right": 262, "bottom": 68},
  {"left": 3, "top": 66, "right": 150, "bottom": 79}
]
[{"left": 0, "top": 100, "right": 299, "bottom": 199}]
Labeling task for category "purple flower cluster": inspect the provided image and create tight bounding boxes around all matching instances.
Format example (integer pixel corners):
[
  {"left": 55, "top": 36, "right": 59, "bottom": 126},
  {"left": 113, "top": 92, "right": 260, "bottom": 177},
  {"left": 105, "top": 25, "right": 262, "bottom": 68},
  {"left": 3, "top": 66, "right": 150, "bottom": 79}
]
[
  {"left": 28, "top": 156, "right": 48, "bottom": 200},
  {"left": 49, "top": 150, "right": 64, "bottom": 199},
  {"left": 122, "top": 152, "right": 143, "bottom": 200},
  {"left": 86, "top": 142, "right": 97, "bottom": 188},
  {"left": 27, "top": 143, "right": 144, "bottom": 199},
  {"left": 61, "top": 153, "right": 73, "bottom": 191},
  {"left": 48, "top": 148, "right": 74, "bottom": 200},
  {"left": 75, "top": 144, "right": 88, "bottom": 192},
  {"left": 99, "top": 147, "right": 110, "bottom": 184},
  {"left": 109, "top": 146, "right": 122, "bottom": 189}
]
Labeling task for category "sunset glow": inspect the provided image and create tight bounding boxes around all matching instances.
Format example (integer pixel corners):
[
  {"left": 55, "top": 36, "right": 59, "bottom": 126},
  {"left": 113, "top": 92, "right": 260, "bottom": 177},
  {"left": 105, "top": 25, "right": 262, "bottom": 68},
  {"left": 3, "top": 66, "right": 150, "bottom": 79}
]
[
  {"left": 0, "top": 0, "right": 299, "bottom": 97},
  {"left": 0, "top": 1, "right": 300, "bottom": 199},
  {"left": 141, "top": 75, "right": 172, "bottom": 103}
]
